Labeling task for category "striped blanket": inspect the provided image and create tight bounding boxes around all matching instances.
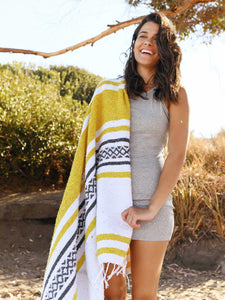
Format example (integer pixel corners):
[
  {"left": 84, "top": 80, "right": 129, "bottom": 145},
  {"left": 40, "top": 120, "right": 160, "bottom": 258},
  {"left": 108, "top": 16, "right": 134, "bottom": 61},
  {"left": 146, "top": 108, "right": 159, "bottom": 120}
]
[{"left": 41, "top": 77, "right": 133, "bottom": 300}]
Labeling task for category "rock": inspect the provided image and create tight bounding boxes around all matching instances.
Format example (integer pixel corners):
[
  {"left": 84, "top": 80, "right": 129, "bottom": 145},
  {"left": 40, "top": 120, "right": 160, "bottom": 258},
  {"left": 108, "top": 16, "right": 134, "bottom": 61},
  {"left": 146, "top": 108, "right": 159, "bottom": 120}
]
[{"left": 0, "top": 191, "right": 63, "bottom": 220}]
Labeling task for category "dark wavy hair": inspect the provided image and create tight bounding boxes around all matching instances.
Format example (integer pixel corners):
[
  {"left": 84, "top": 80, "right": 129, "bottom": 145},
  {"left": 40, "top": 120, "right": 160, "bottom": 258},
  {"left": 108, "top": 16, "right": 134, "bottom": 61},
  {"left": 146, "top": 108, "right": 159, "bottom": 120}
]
[{"left": 124, "top": 12, "right": 182, "bottom": 103}]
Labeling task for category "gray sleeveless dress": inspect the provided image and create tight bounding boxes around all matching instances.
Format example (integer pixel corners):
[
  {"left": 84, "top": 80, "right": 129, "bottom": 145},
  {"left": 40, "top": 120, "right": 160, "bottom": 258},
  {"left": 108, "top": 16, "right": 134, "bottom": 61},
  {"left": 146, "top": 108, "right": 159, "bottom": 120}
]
[{"left": 130, "top": 88, "right": 174, "bottom": 241}]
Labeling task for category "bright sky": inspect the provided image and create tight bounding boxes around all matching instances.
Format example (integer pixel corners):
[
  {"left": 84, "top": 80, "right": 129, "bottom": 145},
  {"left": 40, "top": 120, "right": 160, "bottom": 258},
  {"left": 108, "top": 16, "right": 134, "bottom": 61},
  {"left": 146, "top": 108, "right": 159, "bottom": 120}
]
[{"left": 0, "top": 0, "right": 225, "bottom": 138}]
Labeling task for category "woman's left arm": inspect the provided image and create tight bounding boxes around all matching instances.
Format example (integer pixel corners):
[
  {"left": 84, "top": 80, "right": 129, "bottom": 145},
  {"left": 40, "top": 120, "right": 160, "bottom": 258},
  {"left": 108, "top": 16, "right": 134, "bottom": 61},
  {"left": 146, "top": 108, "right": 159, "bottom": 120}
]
[
  {"left": 122, "top": 87, "right": 189, "bottom": 228},
  {"left": 149, "top": 86, "right": 189, "bottom": 211}
]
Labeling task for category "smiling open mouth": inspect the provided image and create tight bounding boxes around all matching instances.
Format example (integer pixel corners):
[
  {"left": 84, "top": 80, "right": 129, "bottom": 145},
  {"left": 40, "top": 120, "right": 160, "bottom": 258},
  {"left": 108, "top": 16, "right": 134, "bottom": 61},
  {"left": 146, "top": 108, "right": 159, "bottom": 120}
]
[{"left": 141, "top": 49, "right": 153, "bottom": 55}]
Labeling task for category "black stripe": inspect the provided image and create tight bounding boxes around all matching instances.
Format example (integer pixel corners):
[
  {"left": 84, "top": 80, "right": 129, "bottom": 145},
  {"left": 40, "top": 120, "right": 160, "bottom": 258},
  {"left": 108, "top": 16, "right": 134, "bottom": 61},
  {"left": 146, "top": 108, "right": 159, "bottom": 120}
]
[
  {"left": 76, "top": 198, "right": 97, "bottom": 247},
  {"left": 85, "top": 164, "right": 95, "bottom": 182},
  {"left": 79, "top": 198, "right": 85, "bottom": 211},
  {"left": 86, "top": 199, "right": 97, "bottom": 217},
  {"left": 96, "top": 138, "right": 129, "bottom": 154},
  {"left": 42, "top": 229, "right": 78, "bottom": 297},
  {"left": 58, "top": 273, "right": 77, "bottom": 300},
  {"left": 86, "top": 160, "right": 130, "bottom": 181},
  {"left": 76, "top": 235, "right": 85, "bottom": 252},
  {"left": 97, "top": 161, "right": 130, "bottom": 170},
  {"left": 75, "top": 199, "right": 97, "bottom": 251}
]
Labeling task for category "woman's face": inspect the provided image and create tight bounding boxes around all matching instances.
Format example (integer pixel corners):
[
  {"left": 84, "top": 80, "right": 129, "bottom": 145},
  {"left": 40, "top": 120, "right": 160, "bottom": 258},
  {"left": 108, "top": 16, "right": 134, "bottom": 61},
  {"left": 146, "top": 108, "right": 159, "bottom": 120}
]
[{"left": 133, "top": 21, "right": 160, "bottom": 72}]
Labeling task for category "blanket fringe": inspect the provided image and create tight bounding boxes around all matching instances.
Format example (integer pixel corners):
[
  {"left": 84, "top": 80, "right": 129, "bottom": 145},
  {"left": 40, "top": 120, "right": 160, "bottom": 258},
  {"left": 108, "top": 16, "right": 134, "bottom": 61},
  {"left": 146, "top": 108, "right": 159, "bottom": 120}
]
[
  {"left": 103, "top": 263, "right": 110, "bottom": 289},
  {"left": 101, "top": 263, "right": 127, "bottom": 290}
]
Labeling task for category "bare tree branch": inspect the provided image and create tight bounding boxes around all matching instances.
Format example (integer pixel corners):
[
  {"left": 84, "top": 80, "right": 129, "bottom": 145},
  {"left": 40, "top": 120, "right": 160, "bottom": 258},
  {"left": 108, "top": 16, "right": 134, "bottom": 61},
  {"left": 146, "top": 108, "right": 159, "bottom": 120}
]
[
  {"left": 0, "top": 15, "right": 146, "bottom": 59},
  {"left": 0, "top": 0, "right": 217, "bottom": 58}
]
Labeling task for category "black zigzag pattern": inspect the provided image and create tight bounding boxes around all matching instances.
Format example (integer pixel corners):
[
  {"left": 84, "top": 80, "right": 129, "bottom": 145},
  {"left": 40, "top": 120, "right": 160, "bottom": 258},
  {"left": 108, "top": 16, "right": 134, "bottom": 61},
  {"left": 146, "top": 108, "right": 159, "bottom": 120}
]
[
  {"left": 77, "top": 211, "right": 85, "bottom": 236},
  {"left": 96, "top": 145, "right": 129, "bottom": 164},
  {"left": 44, "top": 245, "right": 77, "bottom": 300},
  {"left": 85, "top": 178, "right": 97, "bottom": 203},
  {"left": 44, "top": 178, "right": 97, "bottom": 299},
  {"left": 75, "top": 178, "right": 96, "bottom": 237}
]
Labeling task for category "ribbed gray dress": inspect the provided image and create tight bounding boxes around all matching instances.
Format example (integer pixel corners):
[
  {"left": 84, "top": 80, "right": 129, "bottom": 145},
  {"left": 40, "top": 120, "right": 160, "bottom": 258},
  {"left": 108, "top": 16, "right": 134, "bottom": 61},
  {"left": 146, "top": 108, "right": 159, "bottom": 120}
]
[{"left": 130, "top": 88, "right": 174, "bottom": 241}]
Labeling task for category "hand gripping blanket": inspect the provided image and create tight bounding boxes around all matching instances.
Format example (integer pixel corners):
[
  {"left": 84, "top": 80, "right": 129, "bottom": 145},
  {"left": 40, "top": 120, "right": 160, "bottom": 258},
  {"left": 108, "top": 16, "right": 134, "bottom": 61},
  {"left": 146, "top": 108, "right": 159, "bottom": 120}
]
[{"left": 41, "top": 77, "right": 133, "bottom": 300}]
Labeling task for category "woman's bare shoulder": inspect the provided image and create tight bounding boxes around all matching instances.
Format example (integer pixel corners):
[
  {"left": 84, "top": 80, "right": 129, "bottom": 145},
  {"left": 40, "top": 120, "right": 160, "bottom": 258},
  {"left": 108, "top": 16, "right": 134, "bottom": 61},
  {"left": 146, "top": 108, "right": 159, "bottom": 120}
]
[{"left": 178, "top": 86, "right": 188, "bottom": 102}]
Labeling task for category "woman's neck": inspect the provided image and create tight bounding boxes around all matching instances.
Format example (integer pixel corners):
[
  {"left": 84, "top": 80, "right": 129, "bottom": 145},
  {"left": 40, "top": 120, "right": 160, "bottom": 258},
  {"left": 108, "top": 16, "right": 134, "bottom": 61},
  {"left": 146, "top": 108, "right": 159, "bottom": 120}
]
[{"left": 137, "top": 66, "right": 156, "bottom": 91}]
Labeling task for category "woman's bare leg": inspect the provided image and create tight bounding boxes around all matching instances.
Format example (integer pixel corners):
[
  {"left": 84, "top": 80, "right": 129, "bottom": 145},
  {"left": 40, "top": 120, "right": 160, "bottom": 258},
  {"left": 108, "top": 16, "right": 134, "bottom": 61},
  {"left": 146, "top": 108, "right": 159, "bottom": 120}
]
[
  {"left": 104, "top": 263, "right": 126, "bottom": 300},
  {"left": 130, "top": 240, "right": 169, "bottom": 300}
]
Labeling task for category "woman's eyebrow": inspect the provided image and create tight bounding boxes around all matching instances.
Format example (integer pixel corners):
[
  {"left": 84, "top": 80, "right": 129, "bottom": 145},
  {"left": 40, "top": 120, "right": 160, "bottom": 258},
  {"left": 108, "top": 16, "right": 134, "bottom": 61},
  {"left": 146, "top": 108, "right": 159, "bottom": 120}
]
[
  {"left": 139, "top": 30, "right": 148, "bottom": 35},
  {"left": 138, "top": 31, "right": 158, "bottom": 37}
]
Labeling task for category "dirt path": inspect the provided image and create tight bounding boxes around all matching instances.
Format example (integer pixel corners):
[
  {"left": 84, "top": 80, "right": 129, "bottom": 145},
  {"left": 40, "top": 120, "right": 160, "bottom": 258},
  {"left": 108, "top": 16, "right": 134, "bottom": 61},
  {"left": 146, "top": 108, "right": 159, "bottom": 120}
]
[{"left": 0, "top": 220, "right": 225, "bottom": 300}]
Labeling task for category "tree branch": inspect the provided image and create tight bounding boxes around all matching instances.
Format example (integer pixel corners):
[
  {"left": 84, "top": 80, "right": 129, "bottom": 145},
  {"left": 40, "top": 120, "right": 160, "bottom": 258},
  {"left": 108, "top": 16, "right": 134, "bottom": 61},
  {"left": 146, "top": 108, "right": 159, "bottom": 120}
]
[
  {"left": 0, "top": 0, "right": 217, "bottom": 58},
  {"left": 0, "top": 15, "right": 145, "bottom": 59}
]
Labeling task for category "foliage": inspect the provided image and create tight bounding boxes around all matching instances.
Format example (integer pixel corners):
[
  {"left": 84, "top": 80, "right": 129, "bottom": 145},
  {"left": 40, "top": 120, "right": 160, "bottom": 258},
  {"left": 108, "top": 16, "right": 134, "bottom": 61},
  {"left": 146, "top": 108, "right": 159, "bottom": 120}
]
[
  {"left": 34, "top": 65, "right": 102, "bottom": 104},
  {"left": 126, "top": 0, "right": 225, "bottom": 40},
  {"left": 0, "top": 62, "right": 101, "bottom": 184}
]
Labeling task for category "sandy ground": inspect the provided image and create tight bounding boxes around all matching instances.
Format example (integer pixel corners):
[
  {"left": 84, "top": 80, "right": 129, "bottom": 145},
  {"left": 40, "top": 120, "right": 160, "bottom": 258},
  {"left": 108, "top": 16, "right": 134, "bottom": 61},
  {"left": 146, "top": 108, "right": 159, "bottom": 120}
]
[
  {"left": 1, "top": 260, "right": 225, "bottom": 300},
  {"left": 0, "top": 220, "right": 225, "bottom": 300}
]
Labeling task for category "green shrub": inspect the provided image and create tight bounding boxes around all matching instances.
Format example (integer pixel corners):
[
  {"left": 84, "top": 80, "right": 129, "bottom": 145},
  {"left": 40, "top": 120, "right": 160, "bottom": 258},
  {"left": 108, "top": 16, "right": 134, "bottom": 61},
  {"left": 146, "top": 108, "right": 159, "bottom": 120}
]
[{"left": 0, "top": 62, "right": 101, "bottom": 183}]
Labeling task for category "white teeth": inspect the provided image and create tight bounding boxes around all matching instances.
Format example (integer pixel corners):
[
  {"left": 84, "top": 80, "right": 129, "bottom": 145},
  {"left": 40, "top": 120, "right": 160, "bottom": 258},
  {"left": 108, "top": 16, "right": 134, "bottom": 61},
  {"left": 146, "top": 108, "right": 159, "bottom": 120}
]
[{"left": 141, "top": 49, "right": 153, "bottom": 55}]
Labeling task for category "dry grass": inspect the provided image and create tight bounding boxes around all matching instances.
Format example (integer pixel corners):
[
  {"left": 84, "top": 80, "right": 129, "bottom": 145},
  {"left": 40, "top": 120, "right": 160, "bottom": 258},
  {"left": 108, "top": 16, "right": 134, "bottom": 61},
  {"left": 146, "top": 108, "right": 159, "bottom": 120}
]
[{"left": 172, "top": 130, "right": 225, "bottom": 245}]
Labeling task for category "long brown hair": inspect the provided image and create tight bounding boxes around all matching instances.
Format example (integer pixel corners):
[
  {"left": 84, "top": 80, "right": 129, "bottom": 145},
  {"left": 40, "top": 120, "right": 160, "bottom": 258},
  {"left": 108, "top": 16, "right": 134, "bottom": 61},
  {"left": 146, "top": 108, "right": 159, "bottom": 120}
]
[{"left": 124, "top": 12, "right": 182, "bottom": 103}]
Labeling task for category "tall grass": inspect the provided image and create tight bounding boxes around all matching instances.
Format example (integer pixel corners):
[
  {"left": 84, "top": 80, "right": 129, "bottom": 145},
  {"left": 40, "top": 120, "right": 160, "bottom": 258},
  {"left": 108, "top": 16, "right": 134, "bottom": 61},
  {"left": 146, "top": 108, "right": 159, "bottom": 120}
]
[{"left": 172, "top": 131, "right": 225, "bottom": 245}]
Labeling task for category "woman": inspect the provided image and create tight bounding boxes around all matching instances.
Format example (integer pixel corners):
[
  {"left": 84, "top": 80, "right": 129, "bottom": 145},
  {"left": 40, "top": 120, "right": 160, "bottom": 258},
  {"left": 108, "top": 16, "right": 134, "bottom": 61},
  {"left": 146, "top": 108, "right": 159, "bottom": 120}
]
[
  {"left": 104, "top": 12, "right": 189, "bottom": 300},
  {"left": 41, "top": 12, "right": 189, "bottom": 300}
]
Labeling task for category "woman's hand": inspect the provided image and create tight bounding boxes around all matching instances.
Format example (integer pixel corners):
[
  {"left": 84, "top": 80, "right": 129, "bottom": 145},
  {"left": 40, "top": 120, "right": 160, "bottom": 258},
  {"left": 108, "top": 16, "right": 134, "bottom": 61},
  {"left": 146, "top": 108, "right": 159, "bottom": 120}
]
[{"left": 121, "top": 205, "right": 159, "bottom": 229}]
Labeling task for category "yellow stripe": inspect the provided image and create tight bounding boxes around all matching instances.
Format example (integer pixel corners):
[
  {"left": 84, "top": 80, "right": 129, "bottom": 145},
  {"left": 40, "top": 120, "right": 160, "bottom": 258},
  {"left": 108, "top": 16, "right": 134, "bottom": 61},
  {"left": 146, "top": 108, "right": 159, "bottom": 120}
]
[
  {"left": 73, "top": 288, "right": 77, "bottom": 300},
  {"left": 85, "top": 217, "right": 96, "bottom": 241},
  {"left": 126, "top": 261, "right": 131, "bottom": 269},
  {"left": 54, "top": 172, "right": 85, "bottom": 230},
  {"left": 48, "top": 207, "right": 78, "bottom": 263},
  {"left": 96, "top": 172, "right": 131, "bottom": 180},
  {"left": 86, "top": 147, "right": 95, "bottom": 164},
  {"left": 97, "top": 234, "right": 130, "bottom": 244},
  {"left": 97, "top": 247, "right": 127, "bottom": 258},
  {"left": 96, "top": 125, "right": 129, "bottom": 144},
  {"left": 88, "top": 89, "right": 130, "bottom": 139},
  {"left": 98, "top": 79, "right": 125, "bottom": 88},
  {"left": 77, "top": 253, "right": 85, "bottom": 273}
]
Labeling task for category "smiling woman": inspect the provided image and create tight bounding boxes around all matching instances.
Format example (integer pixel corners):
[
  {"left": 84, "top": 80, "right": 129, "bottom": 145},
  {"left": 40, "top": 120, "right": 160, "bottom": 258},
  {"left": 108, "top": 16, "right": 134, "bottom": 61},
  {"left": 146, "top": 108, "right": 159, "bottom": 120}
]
[
  {"left": 125, "top": 13, "right": 182, "bottom": 104},
  {"left": 40, "top": 11, "right": 189, "bottom": 300},
  {"left": 133, "top": 22, "right": 160, "bottom": 79},
  {"left": 118, "top": 12, "right": 189, "bottom": 300}
]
